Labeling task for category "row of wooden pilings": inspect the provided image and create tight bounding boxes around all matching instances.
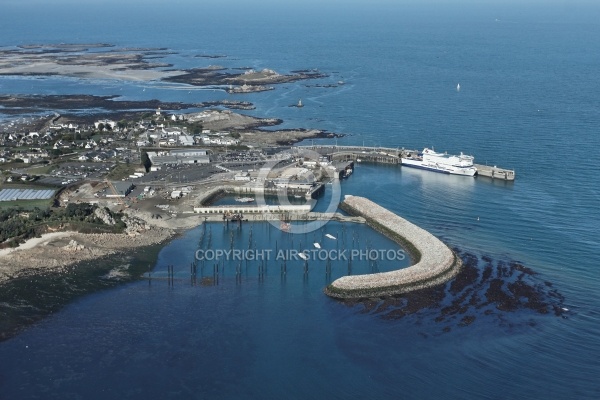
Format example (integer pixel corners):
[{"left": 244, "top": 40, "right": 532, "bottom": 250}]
[{"left": 144, "top": 258, "right": 353, "bottom": 287}]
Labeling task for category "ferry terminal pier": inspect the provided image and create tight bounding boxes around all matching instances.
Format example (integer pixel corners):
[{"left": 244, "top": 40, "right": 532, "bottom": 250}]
[{"left": 295, "top": 145, "right": 515, "bottom": 180}]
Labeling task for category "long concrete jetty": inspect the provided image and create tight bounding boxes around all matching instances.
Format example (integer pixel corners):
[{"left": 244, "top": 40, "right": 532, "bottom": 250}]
[
  {"left": 296, "top": 145, "right": 516, "bottom": 180},
  {"left": 473, "top": 164, "right": 515, "bottom": 180},
  {"left": 325, "top": 195, "right": 462, "bottom": 299}
]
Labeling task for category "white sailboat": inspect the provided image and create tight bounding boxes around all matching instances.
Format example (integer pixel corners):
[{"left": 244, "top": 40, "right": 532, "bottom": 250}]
[
  {"left": 456, "top": 83, "right": 461, "bottom": 92},
  {"left": 297, "top": 99, "right": 303, "bottom": 107}
]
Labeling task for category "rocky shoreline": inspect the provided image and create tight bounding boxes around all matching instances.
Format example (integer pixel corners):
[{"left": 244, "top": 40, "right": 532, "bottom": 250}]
[
  {"left": 0, "top": 224, "right": 174, "bottom": 285},
  {"left": 0, "top": 44, "right": 327, "bottom": 88},
  {"left": 0, "top": 208, "right": 211, "bottom": 284},
  {"left": 0, "top": 207, "right": 209, "bottom": 342},
  {"left": 163, "top": 66, "right": 327, "bottom": 88},
  {"left": 0, "top": 94, "right": 339, "bottom": 146},
  {"left": 325, "top": 195, "right": 462, "bottom": 299}
]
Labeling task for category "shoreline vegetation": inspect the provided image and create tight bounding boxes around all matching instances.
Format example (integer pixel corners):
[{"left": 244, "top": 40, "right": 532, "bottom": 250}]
[{"left": 0, "top": 207, "right": 205, "bottom": 285}]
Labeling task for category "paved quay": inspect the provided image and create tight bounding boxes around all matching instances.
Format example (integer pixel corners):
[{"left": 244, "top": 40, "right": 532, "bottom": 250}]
[{"left": 325, "top": 195, "right": 462, "bottom": 299}]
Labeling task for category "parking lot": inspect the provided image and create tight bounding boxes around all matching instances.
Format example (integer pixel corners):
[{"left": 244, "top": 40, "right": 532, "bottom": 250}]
[{"left": 135, "top": 164, "right": 225, "bottom": 185}]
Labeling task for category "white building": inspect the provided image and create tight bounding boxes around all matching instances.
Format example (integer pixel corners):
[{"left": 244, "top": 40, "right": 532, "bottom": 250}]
[
  {"left": 193, "top": 204, "right": 311, "bottom": 215},
  {"left": 146, "top": 149, "right": 210, "bottom": 166},
  {"left": 234, "top": 172, "right": 251, "bottom": 181},
  {"left": 178, "top": 136, "right": 194, "bottom": 146},
  {"left": 162, "top": 127, "right": 182, "bottom": 136},
  {"left": 94, "top": 119, "right": 117, "bottom": 130}
]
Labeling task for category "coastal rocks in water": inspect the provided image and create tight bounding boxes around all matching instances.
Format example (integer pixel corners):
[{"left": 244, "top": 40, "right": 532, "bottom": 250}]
[
  {"left": 165, "top": 66, "right": 327, "bottom": 88},
  {"left": 345, "top": 249, "right": 567, "bottom": 333},
  {"left": 0, "top": 224, "right": 174, "bottom": 286},
  {"left": 195, "top": 100, "right": 255, "bottom": 110},
  {"left": 226, "top": 84, "right": 274, "bottom": 94},
  {"left": 102, "top": 264, "right": 131, "bottom": 280}
]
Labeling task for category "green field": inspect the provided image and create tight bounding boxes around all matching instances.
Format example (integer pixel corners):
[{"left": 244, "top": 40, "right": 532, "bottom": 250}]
[
  {"left": 24, "top": 164, "right": 56, "bottom": 175},
  {"left": 106, "top": 163, "right": 138, "bottom": 180},
  {"left": 0, "top": 199, "right": 53, "bottom": 210}
]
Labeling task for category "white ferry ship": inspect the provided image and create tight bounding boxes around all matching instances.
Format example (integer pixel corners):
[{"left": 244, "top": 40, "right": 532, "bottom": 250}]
[{"left": 402, "top": 148, "right": 477, "bottom": 176}]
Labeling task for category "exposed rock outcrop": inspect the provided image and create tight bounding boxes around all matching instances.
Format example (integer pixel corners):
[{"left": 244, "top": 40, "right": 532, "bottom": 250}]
[
  {"left": 122, "top": 215, "right": 150, "bottom": 235},
  {"left": 94, "top": 207, "right": 116, "bottom": 226},
  {"left": 64, "top": 240, "right": 85, "bottom": 251}
]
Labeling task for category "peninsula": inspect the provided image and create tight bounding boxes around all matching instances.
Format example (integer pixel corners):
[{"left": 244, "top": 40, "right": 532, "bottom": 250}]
[{"left": 0, "top": 44, "right": 327, "bottom": 88}]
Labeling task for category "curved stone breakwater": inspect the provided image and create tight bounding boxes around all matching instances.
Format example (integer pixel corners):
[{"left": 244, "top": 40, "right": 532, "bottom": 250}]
[{"left": 325, "top": 195, "right": 462, "bottom": 299}]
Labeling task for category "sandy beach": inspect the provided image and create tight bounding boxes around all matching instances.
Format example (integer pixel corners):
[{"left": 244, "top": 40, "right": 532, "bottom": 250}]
[{"left": 0, "top": 232, "right": 75, "bottom": 256}]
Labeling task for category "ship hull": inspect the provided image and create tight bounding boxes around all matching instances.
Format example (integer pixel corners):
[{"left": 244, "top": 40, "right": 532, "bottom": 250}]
[{"left": 401, "top": 159, "right": 477, "bottom": 176}]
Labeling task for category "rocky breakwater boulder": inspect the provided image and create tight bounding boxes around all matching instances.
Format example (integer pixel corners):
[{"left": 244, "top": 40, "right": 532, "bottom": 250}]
[{"left": 325, "top": 195, "right": 462, "bottom": 299}]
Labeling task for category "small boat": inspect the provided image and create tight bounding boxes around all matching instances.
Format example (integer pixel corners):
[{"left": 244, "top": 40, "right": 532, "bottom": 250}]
[
  {"left": 313, "top": 243, "right": 321, "bottom": 249},
  {"left": 456, "top": 83, "right": 461, "bottom": 92},
  {"left": 297, "top": 99, "right": 303, "bottom": 108},
  {"left": 235, "top": 197, "right": 254, "bottom": 203},
  {"left": 325, "top": 234, "right": 336, "bottom": 240},
  {"left": 298, "top": 252, "right": 309, "bottom": 261}
]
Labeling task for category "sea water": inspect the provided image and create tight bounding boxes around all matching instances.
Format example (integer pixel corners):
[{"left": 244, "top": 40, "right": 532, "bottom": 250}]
[{"left": 0, "top": 1, "right": 599, "bottom": 398}]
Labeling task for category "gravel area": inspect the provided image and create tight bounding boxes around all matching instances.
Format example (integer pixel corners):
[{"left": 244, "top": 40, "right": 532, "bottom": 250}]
[{"left": 325, "top": 195, "right": 461, "bottom": 298}]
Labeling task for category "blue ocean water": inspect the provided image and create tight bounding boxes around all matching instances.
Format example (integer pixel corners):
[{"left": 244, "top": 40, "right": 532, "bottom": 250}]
[{"left": 1, "top": 1, "right": 600, "bottom": 398}]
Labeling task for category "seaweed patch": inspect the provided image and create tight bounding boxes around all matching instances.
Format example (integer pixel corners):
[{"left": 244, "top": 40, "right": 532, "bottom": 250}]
[{"left": 344, "top": 249, "right": 567, "bottom": 332}]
